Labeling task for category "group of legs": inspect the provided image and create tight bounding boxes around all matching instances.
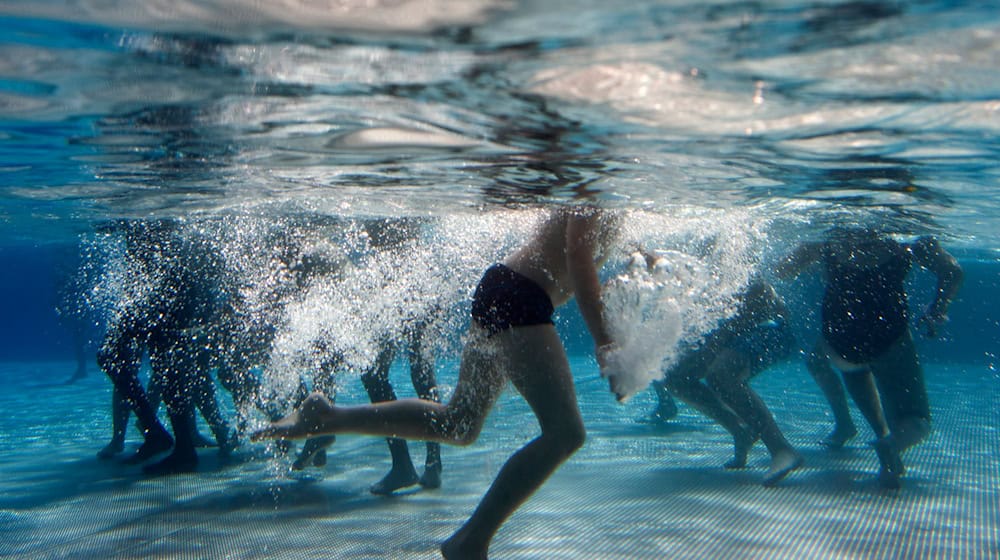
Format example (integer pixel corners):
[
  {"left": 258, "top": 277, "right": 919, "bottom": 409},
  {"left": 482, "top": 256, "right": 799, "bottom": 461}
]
[
  {"left": 289, "top": 329, "right": 443, "bottom": 495},
  {"left": 805, "top": 334, "right": 931, "bottom": 489},
  {"left": 254, "top": 208, "right": 615, "bottom": 559},
  {"left": 777, "top": 229, "right": 962, "bottom": 489},
  {"left": 648, "top": 332, "right": 923, "bottom": 490},
  {"left": 651, "top": 227, "right": 963, "bottom": 492},
  {"left": 648, "top": 279, "right": 804, "bottom": 486},
  {"left": 96, "top": 317, "right": 237, "bottom": 475}
]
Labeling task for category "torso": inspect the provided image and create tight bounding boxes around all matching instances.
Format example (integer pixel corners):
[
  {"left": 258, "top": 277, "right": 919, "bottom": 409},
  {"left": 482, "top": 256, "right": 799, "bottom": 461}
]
[
  {"left": 821, "top": 233, "right": 912, "bottom": 363},
  {"left": 503, "top": 208, "right": 616, "bottom": 307}
]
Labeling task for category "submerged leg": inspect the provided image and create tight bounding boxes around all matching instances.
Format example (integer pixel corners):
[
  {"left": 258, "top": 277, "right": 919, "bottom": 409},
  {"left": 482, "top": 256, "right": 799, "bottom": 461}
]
[
  {"left": 251, "top": 333, "right": 505, "bottom": 447},
  {"left": 98, "top": 388, "right": 131, "bottom": 459},
  {"left": 707, "top": 352, "right": 802, "bottom": 486},
  {"left": 191, "top": 368, "right": 236, "bottom": 457},
  {"left": 665, "top": 368, "right": 756, "bottom": 469},
  {"left": 362, "top": 343, "right": 418, "bottom": 494},
  {"left": 143, "top": 338, "right": 199, "bottom": 475},
  {"left": 408, "top": 334, "right": 443, "bottom": 489},
  {"left": 442, "top": 325, "right": 584, "bottom": 560},
  {"left": 98, "top": 331, "right": 172, "bottom": 464},
  {"left": 841, "top": 367, "right": 900, "bottom": 487},
  {"left": 805, "top": 344, "right": 857, "bottom": 448},
  {"left": 293, "top": 351, "right": 341, "bottom": 470},
  {"left": 869, "top": 331, "right": 932, "bottom": 489},
  {"left": 648, "top": 380, "right": 679, "bottom": 423}
]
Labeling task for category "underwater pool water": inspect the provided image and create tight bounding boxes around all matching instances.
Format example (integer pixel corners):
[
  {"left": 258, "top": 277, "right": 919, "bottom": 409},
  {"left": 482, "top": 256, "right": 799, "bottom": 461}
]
[
  {"left": 1, "top": 0, "right": 999, "bottom": 558},
  {"left": 1, "top": 357, "right": 997, "bottom": 559}
]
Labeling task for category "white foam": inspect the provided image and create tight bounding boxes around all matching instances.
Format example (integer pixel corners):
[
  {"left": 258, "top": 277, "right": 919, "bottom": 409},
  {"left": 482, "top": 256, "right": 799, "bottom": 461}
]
[
  {"left": 599, "top": 208, "right": 769, "bottom": 402},
  {"left": 600, "top": 252, "right": 682, "bottom": 402}
]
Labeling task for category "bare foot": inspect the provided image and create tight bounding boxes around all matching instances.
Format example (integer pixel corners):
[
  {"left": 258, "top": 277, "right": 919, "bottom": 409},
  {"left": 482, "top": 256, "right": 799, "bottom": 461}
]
[
  {"left": 123, "top": 430, "right": 173, "bottom": 465},
  {"left": 820, "top": 424, "right": 858, "bottom": 449},
  {"left": 762, "top": 449, "right": 803, "bottom": 487},
  {"left": 873, "top": 436, "right": 904, "bottom": 489},
  {"left": 370, "top": 465, "right": 420, "bottom": 495},
  {"left": 143, "top": 449, "right": 197, "bottom": 476},
  {"left": 251, "top": 393, "right": 336, "bottom": 442},
  {"left": 441, "top": 530, "right": 487, "bottom": 560},
  {"left": 97, "top": 439, "right": 125, "bottom": 460},
  {"left": 291, "top": 436, "right": 335, "bottom": 470}
]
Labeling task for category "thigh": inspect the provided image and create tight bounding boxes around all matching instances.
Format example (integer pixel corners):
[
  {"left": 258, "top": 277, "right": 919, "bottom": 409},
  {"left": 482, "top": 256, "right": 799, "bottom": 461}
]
[
  {"left": 445, "top": 328, "right": 508, "bottom": 422},
  {"left": 705, "top": 348, "right": 753, "bottom": 386},
  {"left": 667, "top": 346, "right": 711, "bottom": 387},
  {"left": 500, "top": 325, "right": 582, "bottom": 433}
]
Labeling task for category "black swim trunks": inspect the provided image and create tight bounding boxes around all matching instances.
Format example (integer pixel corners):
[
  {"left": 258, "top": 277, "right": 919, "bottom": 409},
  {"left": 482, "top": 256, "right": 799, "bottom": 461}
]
[{"left": 471, "top": 264, "right": 555, "bottom": 336}]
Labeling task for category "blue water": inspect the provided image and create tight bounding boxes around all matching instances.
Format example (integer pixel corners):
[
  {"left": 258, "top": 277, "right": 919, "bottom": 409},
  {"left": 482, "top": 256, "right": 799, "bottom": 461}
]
[{"left": 1, "top": 1, "right": 999, "bottom": 558}]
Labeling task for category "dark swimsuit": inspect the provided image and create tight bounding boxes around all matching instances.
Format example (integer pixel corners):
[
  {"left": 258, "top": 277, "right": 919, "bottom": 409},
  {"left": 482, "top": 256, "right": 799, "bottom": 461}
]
[
  {"left": 471, "top": 264, "right": 555, "bottom": 336},
  {"left": 822, "top": 237, "right": 912, "bottom": 364}
]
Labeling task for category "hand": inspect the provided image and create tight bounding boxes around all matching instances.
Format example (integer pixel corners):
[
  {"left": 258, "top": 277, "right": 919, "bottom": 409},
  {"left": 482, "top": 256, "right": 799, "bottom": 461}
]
[
  {"left": 608, "top": 374, "right": 631, "bottom": 404},
  {"left": 917, "top": 307, "right": 948, "bottom": 338},
  {"left": 596, "top": 342, "right": 618, "bottom": 375},
  {"left": 596, "top": 342, "right": 631, "bottom": 402}
]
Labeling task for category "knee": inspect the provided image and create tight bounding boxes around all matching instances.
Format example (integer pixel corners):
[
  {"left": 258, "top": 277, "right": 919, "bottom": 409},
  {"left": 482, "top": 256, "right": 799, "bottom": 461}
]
[
  {"left": 98, "top": 344, "right": 134, "bottom": 380},
  {"left": 447, "top": 415, "right": 485, "bottom": 447},
  {"left": 541, "top": 416, "right": 586, "bottom": 458},
  {"left": 562, "top": 422, "right": 586, "bottom": 454},
  {"left": 663, "top": 374, "right": 691, "bottom": 397}
]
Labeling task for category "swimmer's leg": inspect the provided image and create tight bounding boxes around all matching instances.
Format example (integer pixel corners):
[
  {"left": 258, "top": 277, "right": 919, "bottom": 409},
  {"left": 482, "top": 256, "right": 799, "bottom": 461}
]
[
  {"left": 191, "top": 366, "right": 236, "bottom": 457},
  {"left": 840, "top": 366, "right": 900, "bottom": 486},
  {"left": 873, "top": 330, "right": 931, "bottom": 452},
  {"left": 290, "top": 350, "right": 341, "bottom": 469},
  {"left": 806, "top": 344, "right": 857, "bottom": 448},
  {"left": 707, "top": 352, "right": 802, "bottom": 485},
  {"left": 648, "top": 380, "right": 679, "bottom": 423},
  {"left": 840, "top": 368, "right": 889, "bottom": 439},
  {"left": 665, "top": 368, "right": 755, "bottom": 469},
  {"left": 143, "top": 341, "right": 198, "bottom": 475},
  {"left": 98, "top": 388, "right": 130, "bottom": 459},
  {"left": 443, "top": 326, "right": 582, "bottom": 560},
  {"left": 362, "top": 345, "right": 418, "bottom": 494},
  {"left": 408, "top": 336, "right": 442, "bottom": 489},
  {"left": 292, "top": 436, "right": 336, "bottom": 470},
  {"left": 872, "top": 435, "right": 904, "bottom": 489},
  {"left": 869, "top": 331, "right": 932, "bottom": 488},
  {"left": 98, "top": 333, "right": 173, "bottom": 464},
  {"left": 251, "top": 334, "right": 504, "bottom": 447}
]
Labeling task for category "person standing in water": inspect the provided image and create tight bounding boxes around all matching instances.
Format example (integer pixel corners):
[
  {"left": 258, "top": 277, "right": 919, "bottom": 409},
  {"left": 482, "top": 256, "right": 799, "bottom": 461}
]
[
  {"left": 659, "top": 278, "right": 804, "bottom": 485},
  {"left": 628, "top": 247, "right": 802, "bottom": 485},
  {"left": 778, "top": 227, "right": 963, "bottom": 488},
  {"left": 254, "top": 207, "right": 620, "bottom": 559},
  {"left": 96, "top": 220, "right": 235, "bottom": 473}
]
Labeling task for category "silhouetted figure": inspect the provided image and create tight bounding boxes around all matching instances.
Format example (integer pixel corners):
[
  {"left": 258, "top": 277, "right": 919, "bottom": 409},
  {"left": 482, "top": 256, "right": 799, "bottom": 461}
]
[{"left": 779, "top": 228, "right": 963, "bottom": 488}]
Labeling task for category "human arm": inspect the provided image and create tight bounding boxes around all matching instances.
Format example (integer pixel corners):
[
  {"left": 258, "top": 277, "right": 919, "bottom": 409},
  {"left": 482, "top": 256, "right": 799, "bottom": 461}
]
[
  {"left": 910, "top": 236, "right": 964, "bottom": 337},
  {"left": 775, "top": 241, "right": 823, "bottom": 280},
  {"left": 566, "top": 209, "right": 614, "bottom": 357}
]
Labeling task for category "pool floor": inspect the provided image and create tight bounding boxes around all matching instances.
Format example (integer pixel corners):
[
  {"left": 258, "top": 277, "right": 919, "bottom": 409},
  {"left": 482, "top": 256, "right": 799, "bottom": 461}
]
[{"left": 1, "top": 358, "right": 998, "bottom": 559}]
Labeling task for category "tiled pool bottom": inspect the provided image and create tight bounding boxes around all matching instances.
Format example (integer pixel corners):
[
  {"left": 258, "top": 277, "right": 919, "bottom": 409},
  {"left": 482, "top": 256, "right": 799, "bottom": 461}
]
[{"left": 1, "top": 359, "right": 998, "bottom": 559}]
